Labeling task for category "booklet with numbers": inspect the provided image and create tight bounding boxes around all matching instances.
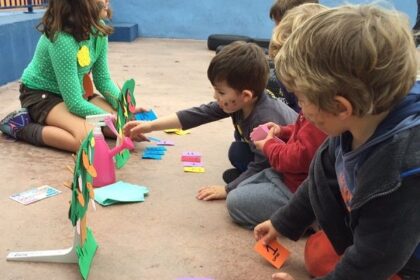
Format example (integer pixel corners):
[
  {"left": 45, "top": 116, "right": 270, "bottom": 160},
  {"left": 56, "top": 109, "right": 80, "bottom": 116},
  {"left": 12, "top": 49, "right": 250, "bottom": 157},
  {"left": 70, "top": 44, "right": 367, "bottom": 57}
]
[{"left": 10, "top": 185, "right": 61, "bottom": 205}]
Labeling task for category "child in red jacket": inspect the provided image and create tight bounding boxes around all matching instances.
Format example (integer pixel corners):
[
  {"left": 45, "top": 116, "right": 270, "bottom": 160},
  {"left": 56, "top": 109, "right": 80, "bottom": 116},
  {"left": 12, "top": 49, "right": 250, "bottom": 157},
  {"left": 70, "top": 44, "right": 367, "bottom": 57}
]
[{"left": 226, "top": 3, "right": 328, "bottom": 229}]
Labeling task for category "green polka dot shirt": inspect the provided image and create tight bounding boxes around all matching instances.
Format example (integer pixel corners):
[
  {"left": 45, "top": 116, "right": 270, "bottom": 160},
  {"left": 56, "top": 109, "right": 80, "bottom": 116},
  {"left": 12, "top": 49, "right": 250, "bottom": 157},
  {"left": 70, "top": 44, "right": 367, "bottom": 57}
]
[{"left": 21, "top": 32, "right": 119, "bottom": 117}]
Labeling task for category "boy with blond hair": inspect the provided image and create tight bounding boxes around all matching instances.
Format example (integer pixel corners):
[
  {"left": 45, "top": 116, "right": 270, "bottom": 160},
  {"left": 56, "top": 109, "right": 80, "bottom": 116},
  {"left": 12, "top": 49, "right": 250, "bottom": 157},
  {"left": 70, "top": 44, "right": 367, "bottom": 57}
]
[
  {"left": 255, "top": 4, "right": 420, "bottom": 280},
  {"left": 267, "top": 0, "right": 319, "bottom": 110},
  {"left": 268, "top": 3, "right": 327, "bottom": 59}
]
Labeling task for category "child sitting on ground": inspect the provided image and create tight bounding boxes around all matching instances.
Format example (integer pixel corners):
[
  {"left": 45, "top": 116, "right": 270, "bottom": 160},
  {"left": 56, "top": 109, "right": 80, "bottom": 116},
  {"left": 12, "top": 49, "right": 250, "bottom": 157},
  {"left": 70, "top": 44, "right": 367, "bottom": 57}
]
[
  {"left": 226, "top": 3, "right": 328, "bottom": 230},
  {"left": 124, "top": 41, "right": 297, "bottom": 200},
  {"left": 254, "top": 4, "right": 420, "bottom": 280},
  {"left": 266, "top": 0, "right": 318, "bottom": 111},
  {"left": 0, "top": 0, "right": 143, "bottom": 153}
]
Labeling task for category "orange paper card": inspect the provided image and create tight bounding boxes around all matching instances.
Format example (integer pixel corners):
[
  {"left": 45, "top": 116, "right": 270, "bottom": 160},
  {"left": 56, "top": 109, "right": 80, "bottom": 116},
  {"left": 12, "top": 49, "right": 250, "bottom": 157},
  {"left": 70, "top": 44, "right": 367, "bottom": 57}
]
[{"left": 254, "top": 239, "right": 290, "bottom": 269}]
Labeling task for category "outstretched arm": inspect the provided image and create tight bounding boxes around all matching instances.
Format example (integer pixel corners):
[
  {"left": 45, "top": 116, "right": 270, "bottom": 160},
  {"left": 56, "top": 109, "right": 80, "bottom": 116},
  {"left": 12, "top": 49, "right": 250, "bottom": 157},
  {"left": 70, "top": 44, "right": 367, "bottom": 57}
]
[{"left": 123, "top": 113, "right": 181, "bottom": 141}]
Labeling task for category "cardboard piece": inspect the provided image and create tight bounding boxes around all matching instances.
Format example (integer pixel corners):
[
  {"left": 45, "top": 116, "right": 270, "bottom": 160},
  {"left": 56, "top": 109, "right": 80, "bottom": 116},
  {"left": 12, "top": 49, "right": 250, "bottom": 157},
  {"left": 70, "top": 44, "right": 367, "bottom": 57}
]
[{"left": 254, "top": 239, "right": 290, "bottom": 269}]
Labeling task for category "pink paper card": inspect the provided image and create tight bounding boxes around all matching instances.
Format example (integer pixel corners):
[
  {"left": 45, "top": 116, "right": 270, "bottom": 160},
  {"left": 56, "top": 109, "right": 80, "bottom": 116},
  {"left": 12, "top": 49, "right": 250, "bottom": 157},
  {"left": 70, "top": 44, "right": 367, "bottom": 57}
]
[
  {"left": 182, "top": 162, "right": 203, "bottom": 167},
  {"left": 181, "top": 151, "right": 202, "bottom": 162},
  {"left": 250, "top": 124, "right": 269, "bottom": 141},
  {"left": 182, "top": 151, "right": 201, "bottom": 156},
  {"left": 157, "top": 140, "right": 175, "bottom": 146}
]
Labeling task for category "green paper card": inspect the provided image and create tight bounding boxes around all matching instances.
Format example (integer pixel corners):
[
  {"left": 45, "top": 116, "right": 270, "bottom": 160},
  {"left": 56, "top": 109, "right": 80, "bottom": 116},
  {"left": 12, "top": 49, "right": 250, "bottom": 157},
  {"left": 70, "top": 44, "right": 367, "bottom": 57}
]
[{"left": 94, "top": 181, "right": 149, "bottom": 206}]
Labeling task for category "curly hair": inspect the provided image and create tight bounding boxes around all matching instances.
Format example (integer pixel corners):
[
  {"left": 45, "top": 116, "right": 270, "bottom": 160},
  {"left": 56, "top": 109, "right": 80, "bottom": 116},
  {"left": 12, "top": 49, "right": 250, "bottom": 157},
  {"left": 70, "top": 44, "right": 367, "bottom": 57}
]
[{"left": 276, "top": 4, "right": 417, "bottom": 116}]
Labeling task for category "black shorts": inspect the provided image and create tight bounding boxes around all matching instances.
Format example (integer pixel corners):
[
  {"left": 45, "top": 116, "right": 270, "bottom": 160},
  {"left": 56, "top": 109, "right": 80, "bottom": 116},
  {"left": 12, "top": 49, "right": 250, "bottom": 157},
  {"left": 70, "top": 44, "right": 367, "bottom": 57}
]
[
  {"left": 19, "top": 84, "right": 64, "bottom": 125},
  {"left": 19, "top": 84, "right": 99, "bottom": 124}
]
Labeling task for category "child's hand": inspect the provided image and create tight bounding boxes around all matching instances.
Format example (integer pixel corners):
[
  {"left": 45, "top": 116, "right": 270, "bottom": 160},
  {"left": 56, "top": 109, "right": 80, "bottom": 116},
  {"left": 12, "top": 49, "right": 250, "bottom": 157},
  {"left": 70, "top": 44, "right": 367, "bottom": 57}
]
[
  {"left": 123, "top": 120, "right": 151, "bottom": 142},
  {"left": 196, "top": 185, "right": 227, "bottom": 201},
  {"left": 265, "top": 122, "right": 281, "bottom": 136},
  {"left": 272, "top": 272, "right": 295, "bottom": 280},
  {"left": 254, "top": 220, "right": 279, "bottom": 245},
  {"left": 254, "top": 138, "right": 269, "bottom": 151},
  {"left": 254, "top": 127, "right": 276, "bottom": 151}
]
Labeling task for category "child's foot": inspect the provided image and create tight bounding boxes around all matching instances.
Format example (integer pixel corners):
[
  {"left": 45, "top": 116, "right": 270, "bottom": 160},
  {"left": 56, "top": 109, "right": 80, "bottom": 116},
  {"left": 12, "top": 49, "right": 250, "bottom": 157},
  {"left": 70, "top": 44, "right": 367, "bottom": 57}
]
[
  {"left": 222, "top": 168, "right": 241, "bottom": 184},
  {"left": 0, "top": 108, "right": 31, "bottom": 139}
]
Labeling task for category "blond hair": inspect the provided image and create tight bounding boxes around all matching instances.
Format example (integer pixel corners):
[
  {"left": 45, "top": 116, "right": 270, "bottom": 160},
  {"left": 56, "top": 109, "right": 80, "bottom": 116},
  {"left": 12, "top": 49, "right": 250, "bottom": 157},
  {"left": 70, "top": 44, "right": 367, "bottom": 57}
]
[
  {"left": 276, "top": 4, "right": 417, "bottom": 116},
  {"left": 269, "top": 3, "right": 328, "bottom": 59}
]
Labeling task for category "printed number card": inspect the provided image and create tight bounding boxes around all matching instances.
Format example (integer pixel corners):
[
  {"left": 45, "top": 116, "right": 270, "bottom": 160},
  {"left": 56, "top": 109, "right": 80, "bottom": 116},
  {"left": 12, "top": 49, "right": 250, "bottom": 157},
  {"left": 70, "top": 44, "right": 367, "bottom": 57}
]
[
  {"left": 10, "top": 185, "right": 61, "bottom": 205},
  {"left": 254, "top": 239, "right": 290, "bottom": 269}
]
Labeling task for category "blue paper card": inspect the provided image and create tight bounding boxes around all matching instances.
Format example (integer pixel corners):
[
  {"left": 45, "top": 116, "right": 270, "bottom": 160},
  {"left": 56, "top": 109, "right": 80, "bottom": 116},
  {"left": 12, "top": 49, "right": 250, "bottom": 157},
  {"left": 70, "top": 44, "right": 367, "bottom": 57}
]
[
  {"left": 145, "top": 146, "right": 167, "bottom": 151},
  {"left": 135, "top": 110, "right": 158, "bottom": 121},
  {"left": 142, "top": 153, "right": 163, "bottom": 160},
  {"left": 143, "top": 150, "right": 165, "bottom": 155}
]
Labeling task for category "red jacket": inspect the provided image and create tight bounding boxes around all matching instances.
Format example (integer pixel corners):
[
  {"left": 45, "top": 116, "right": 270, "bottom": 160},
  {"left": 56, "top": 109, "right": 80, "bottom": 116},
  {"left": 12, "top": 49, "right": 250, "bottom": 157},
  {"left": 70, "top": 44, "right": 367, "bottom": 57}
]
[{"left": 262, "top": 112, "right": 327, "bottom": 192}]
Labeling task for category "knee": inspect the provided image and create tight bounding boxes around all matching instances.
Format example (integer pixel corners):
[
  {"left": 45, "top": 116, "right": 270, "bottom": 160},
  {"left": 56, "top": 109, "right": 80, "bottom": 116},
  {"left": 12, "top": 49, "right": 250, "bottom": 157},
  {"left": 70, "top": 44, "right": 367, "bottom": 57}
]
[
  {"left": 226, "top": 191, "right": 253, "bottom": 230},
  {"left": 226, "top": 191, "right": 241, "bottom": 215},
  {"left": 72, "top": 131, "right": 88, "bottom": 151},
  {"left": 228, "top": 142, "right": 253, "bottom": 172}
]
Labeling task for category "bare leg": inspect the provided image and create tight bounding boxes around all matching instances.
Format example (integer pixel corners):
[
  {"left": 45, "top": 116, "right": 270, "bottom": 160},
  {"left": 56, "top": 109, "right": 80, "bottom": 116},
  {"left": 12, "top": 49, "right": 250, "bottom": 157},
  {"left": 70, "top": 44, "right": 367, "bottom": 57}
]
[
  {"left": 42, "top": 97, "right": 118, "bottom": 152},
  {"left": 43, "top": 103, "right": 93, "bottom": 153}
]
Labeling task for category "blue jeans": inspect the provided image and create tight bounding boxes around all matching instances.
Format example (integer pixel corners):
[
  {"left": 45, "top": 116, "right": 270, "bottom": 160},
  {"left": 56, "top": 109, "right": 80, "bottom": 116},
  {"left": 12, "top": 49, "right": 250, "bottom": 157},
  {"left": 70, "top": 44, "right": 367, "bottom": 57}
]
[{"left": 228, "top": 140, "right": 253, "bottom": 172}]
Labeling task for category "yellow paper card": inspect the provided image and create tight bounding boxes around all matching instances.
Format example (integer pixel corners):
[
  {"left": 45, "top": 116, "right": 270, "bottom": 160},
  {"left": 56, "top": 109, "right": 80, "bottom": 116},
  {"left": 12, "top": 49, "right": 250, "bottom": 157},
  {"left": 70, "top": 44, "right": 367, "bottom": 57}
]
[
  {"left": 175, "top": 129, "right": 191, "bottom": 135},
  {"left": 164, "top": 128, "right": 179, "bottom": 133},
  {"left": 183, "top": 167, "right": 205, "bottom": 173}
]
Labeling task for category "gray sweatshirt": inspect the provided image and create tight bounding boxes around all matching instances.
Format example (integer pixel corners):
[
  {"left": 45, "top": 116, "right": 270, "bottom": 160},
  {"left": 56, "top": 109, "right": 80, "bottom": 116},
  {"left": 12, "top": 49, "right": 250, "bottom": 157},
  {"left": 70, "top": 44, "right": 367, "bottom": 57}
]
[{"left": 176, "top": 91, "right": 298, "bottom": 190}]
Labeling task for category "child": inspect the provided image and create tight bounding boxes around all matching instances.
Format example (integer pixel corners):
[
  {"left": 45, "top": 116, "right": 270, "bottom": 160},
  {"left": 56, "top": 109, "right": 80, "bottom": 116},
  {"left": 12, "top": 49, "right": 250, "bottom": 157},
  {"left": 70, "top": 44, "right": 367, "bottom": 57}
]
[
  {"left": 254, "top": 4, "right": 420, "bottom": 280},
  {"left": 226, "top": 3, "right": 328, "bottom": 230},
  {"left": 124, "top": 41, "right": 297, "bottom": 200},
  {"left": 97, "top": 0, "right": 112, "bottom": 20},
  {"left": 267, "top": 0, "right": 318, "bottom": 110},
  {"left": 269, "top": 0, "right": 319, "bottom": 25},
  {"left": 0, "top": 0, "right": 140, "bottom": 153}
]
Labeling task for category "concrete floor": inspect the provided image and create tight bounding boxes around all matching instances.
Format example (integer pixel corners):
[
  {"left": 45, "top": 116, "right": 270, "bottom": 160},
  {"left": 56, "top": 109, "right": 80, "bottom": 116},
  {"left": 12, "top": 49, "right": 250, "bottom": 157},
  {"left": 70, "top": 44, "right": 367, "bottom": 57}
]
[{"left": 0, "top": 38, "right": 310, "bottom": 280}]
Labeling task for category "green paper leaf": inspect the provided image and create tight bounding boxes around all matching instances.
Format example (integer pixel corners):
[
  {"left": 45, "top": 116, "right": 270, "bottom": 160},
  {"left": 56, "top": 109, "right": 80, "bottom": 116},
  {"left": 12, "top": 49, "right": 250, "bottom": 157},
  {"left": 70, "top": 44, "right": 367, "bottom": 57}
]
[
  {"left": 77, "top": 228, "right": 98, "bottom": 280},
  {"left": 69, "top": 131, "right": 95, "bottom": 226}
]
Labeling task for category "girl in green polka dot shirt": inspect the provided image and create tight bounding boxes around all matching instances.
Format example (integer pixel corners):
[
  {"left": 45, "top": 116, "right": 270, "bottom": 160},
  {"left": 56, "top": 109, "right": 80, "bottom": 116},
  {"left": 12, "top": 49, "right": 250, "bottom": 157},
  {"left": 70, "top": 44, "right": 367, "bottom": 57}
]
[{"left": 0, "top": 0, "right": 142, "bottom": 152}]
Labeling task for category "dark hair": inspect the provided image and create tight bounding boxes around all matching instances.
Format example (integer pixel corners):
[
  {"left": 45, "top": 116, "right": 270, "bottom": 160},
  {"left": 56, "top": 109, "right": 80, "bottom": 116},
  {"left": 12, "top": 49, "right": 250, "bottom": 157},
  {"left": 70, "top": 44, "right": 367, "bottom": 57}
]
[
  {"left": 269, "top": 0, "right": 319, "bottom": 22},
  {"left": 37, "top": 0, "right": 113, "bottom": 42},
  {"left": 207, "top": 41, "right": 269, "bottom": 98}
]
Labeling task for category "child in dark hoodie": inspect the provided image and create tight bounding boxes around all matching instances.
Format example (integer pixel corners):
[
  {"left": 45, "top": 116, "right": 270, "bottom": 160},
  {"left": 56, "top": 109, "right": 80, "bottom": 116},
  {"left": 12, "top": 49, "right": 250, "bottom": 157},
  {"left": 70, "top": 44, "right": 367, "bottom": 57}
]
[{"left": 255, "top": 4, "right": 420, "bottom": 280}]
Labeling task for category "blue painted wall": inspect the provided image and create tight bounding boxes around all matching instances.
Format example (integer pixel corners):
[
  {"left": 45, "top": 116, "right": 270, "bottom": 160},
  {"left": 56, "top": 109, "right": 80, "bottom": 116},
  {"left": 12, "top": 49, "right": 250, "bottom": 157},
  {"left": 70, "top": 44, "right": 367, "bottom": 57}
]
[
  {"left": 112, "top": 0, "right": 274, "bottom": 40},
  {"left": 0, "top": 1, "right": 417, "bottom": 85},
  {"left": 0, "top": 12, "right": 42, "bottom": 85},
  {"left": 111, "top": 0, "right": 417, "bottom": 40}
]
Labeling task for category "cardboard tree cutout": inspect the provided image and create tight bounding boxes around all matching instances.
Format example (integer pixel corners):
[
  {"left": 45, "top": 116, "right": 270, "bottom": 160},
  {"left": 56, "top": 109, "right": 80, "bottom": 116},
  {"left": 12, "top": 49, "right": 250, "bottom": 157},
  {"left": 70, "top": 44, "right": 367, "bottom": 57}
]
[
  {"left": 115, "top": 79, "right": 136, "bottom": 169},
  {"left": 7, "top": 131, "right": 98, "bottom": 280}
]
